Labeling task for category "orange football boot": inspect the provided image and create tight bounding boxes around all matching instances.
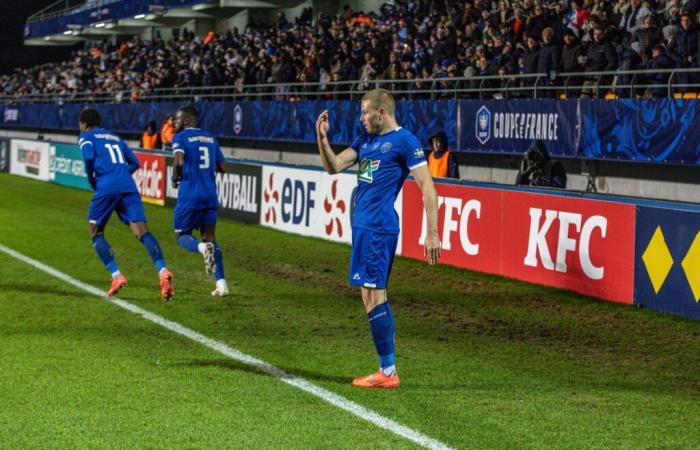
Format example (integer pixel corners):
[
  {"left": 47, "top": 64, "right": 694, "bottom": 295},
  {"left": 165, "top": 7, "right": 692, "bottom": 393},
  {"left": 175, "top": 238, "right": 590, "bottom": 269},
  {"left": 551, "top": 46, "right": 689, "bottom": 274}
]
[
  {"left": 107, "top": 274, "right": 128, "bottom": 297},
  {"left": 351, "top": 370, "right": 400, "bottom": 389},
  {"left": 159, "top": 269, "right": 174, "bottom": 301}
]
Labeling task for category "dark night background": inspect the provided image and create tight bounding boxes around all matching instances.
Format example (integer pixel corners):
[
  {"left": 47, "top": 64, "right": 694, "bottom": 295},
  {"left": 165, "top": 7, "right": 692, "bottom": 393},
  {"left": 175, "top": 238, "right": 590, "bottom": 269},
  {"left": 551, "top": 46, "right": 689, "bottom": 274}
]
[{"left": 0, "top": 0, "right": 77, "bottom": 74}]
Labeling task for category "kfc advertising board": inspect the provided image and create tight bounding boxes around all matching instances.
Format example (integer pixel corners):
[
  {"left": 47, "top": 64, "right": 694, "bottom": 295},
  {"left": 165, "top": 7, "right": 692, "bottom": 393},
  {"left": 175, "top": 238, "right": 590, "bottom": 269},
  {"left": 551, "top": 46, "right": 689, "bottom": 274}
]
[
  {"left": 402, "top": 181, "right": 503, "bottom": 274},
  {"left": 500, "top": 191, "right": 635, "bottom": 303},
  {"left": 402, "top": 181, "right": 636, "bottom": 303},
  {"left": 133, "top": 151, "right": 165, "bottom": 206}
]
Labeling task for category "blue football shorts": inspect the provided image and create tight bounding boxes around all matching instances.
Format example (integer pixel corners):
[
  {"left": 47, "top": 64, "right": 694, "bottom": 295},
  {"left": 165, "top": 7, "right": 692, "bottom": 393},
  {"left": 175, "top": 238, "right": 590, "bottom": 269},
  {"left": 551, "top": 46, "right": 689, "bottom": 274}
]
[
  {"left": 88, "top": 192, "right": 146, "bottom": 227},
  {"left": 348, "top": 226, "right": 399, "bottom": 289},
  {"left": 173, "top": 205, "right": 218, "bottom": 234}
]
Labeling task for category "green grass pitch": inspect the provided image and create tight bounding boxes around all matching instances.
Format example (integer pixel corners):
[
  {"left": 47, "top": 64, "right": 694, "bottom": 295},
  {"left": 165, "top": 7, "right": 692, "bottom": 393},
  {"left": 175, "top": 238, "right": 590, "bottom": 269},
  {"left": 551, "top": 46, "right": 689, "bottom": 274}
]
[{"left": 0, "top": 173, "right": 698, "bottom": 449}]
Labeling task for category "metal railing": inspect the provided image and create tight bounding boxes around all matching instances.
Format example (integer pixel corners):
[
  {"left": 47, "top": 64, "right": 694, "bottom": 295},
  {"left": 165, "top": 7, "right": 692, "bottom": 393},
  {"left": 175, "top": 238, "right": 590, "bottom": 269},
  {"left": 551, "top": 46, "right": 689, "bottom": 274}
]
[
  {"left": 3, "top": 68, "right": 700, "bottom": 104},
  {"left": 27, "top": 0, "right": 96, "bottom": 24}
]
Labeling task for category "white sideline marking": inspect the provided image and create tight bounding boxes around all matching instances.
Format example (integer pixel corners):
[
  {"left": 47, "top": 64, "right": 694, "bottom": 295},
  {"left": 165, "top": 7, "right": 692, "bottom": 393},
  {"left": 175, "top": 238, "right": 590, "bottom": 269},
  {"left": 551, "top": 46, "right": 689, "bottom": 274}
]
[{"left": 0, "top": 244, "right": 452, "bottom": 450}]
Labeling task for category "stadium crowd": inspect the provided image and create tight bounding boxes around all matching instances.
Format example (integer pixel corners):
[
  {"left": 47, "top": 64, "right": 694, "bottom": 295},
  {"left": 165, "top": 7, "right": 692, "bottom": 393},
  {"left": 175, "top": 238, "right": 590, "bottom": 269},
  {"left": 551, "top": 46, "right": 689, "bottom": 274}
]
[{"left": 2, "top": 0, "right": 699, "bottom": 99}]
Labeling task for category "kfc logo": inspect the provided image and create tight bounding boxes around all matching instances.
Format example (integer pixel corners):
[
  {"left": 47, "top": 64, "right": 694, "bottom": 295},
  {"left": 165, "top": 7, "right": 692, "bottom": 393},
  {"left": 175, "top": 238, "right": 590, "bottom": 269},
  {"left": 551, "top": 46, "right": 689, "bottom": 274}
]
[
  {"left": 419, "top": 196, "right": 481, "bottom": 255},
  {"left": 523, "top": 208, "right": 607, "bottom": 280}
]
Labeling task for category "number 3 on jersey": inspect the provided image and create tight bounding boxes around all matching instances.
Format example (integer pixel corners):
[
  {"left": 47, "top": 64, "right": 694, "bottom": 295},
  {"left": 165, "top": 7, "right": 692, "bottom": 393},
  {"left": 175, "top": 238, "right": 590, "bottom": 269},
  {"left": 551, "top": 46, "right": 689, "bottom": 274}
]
[
  {"left": 198, "top": 146, "right": 210, "bottom": 169},
  {"left": 105, "top": 143, "right": 124, "bottom": 164}
]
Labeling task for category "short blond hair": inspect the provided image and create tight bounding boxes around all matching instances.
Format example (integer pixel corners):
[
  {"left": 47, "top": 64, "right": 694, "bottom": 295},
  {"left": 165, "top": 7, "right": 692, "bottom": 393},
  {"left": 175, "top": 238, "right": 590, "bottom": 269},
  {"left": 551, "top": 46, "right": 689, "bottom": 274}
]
[{"left": 361, "top": 89, "right": 395, "bottom": 116}]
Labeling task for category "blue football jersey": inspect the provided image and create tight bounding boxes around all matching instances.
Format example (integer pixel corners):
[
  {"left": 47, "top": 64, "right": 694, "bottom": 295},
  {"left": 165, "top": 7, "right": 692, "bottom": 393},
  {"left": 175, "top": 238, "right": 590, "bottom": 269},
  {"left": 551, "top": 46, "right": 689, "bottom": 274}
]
[
  {"left": 351, "top": 127, "right": 427, "bottom": 234},
  {"left": 172, "top": 128, "right": 224, "bottom": 209},
  {"left": 79, "top": 128, "right": 140, "bottom": 195}
]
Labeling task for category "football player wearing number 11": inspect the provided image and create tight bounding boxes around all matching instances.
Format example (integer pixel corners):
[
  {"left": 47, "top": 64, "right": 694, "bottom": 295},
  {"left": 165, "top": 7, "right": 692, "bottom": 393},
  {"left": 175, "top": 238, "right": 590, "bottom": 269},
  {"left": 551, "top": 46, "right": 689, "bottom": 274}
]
[
  {"left": 171, "top": 106, "right": 229, "bottom": 297},
  {"left": 78, "top": 107, "right": 174, "bottom": 301},
  {"left": 316, "top": 89, "right": 441, "bottom": 389}
]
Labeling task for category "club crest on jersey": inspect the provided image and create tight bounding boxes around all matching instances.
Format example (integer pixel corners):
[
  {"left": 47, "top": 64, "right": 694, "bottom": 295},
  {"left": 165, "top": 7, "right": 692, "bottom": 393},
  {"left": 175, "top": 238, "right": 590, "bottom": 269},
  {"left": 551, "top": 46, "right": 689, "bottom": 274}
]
[
  {"left": 380, "top": 142, "right": 392, "bottom": 153},
  {"left": 358, "top": 158, "right": 380, "bottom": 183}
]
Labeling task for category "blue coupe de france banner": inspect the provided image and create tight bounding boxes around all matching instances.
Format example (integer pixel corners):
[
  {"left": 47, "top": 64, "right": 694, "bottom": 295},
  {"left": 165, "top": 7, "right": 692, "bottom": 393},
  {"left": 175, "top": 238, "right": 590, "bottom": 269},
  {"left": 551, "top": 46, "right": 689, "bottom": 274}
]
[
  {"left": 3, "top": 99, "right": 700, "bottom": 165},
  {"left": 457, "top": 99, "right": 580, "bottom": 157}
]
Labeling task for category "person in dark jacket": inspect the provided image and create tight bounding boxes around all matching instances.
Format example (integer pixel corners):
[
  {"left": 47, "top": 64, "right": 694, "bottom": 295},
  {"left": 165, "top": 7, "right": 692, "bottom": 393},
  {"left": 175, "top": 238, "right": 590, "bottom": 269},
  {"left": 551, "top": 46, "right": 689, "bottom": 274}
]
[
  {"left": 632, "top": 14, "right": 663, "bottom": 64},
  {"left": 561, "top": 29, "right": 584, "bottom": 96},
  {"left": 427, "top": 131, "right": 460, "bottom": 179},
  {"left": 537, "top": 27, "right": 561, "bottom": 96},
  {"left": 582, "top": 27, "right": 618, "bottom": 97},
  {"left": 667, "top": 12, "right": 699, "bottom": 90},
  {"left": 647, "top": 44, "right": 675, "bottom": 97},
  {"left": 522, "top": 36, "right": 541, "bottom": 93},
  {"left": 516, "top": 140, "right": 567, "bottom": 188}
]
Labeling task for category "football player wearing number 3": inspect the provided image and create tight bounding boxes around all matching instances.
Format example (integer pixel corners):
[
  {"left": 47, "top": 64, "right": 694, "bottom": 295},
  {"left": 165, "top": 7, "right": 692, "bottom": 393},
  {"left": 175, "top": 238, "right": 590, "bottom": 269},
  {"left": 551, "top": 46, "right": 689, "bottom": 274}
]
[
  {"left": 78, "top": 107, "right": 174, "bottom": 301},
  {"left": 171, "top": 106, "right": 229, "bottom": 297}
]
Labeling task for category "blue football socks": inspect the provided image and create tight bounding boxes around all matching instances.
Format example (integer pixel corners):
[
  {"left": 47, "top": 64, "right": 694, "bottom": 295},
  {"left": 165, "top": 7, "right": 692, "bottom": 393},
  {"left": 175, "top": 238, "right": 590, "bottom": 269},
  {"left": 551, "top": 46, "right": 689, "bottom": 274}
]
[
  {"left": 212, "top": 241, "right": 225, "bottom": 281},
  {"left": 140, "top": 232, "right": 166, "bottom": 272},
  {"left": 367, "top": 302, "right": 396, "bottom": 375},
  {"left": 177, "top": 234, "right": 200, "bottom": 253},
  {"left": 92, "top": 235, "right": 119, "bottom": 276}
]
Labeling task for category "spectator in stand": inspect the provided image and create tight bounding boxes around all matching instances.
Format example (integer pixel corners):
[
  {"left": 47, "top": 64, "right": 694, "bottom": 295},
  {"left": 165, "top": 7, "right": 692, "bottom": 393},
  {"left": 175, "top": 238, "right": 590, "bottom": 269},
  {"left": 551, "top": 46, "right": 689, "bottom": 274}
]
[
  {"left": 516, "top": 140, "right": 567, "bottom": 188},
  {"left": 582, "top": 27, "right": 618, "bottom": 97},
  {"left": 647, "top": 44, "right": 675, "bottom": 97},
  {"left": 523, "top": 36, "right": 541, "bottom": 90},
  {"left": 427, "top": 131, "right": 460, "bottom": 179},
  {"left": 141, "top": 121, "right": 161, "bottom": 150},
  {"left": 537, "top": 27, "right": 561, "bottom": 96},
  {"left": 632, "top": 14, "right": 663, "bottom": 64},
  {"left": 568, "top": 0, "right": 590, "bottom": 36},
  {"left": 667, "top": 12, "right": 699, "bottom": 90}
]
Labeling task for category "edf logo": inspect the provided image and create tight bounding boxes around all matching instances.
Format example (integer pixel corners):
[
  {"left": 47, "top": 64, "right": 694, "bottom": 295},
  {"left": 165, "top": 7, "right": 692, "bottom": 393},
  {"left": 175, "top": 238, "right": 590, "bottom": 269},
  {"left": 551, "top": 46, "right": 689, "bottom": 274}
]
[
  {"left": 233, "top": 104, "right": 243, "bottom": 134},
  {"left": 281, "top": 179, "right": 316, "bottom": 226},
  {"left": 476, "top": 106, "right": 491, "bottom": 145}
]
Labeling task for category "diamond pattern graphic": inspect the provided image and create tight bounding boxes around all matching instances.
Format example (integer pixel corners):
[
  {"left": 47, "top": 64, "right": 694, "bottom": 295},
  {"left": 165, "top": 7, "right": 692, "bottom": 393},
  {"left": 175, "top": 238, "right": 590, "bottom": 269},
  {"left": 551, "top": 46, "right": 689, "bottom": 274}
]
[
  {"left": 681, "top": 231, "right": 700, "bottom": 302},
  {"left": 642, "top": 226, "right": 674, "bottom": 294}
]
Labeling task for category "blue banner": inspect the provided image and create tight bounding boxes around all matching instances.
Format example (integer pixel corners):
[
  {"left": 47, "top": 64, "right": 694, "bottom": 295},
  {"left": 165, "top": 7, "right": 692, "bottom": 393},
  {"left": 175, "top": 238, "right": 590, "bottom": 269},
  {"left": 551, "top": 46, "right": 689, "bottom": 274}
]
[
  {"left": 581, "top": 99, "right": 700, "bottom": 164},
  {"left": 458, "top": 99, "right": 579, "bottom": 157},
  {"left": 635, "top": 205, "right": 700, "bottom": 320},
  {"left": 0, "top": 100, "right": 458, "bottom": 150},
  {"left": 4, "top": 99, "right": 700, "bottom": 165}
]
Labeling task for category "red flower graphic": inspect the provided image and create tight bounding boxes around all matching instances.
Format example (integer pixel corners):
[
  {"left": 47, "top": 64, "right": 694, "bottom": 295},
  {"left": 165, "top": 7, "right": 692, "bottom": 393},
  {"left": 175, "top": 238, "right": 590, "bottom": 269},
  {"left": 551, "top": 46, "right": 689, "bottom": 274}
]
[
  {"left": 324, "top": 179, "right": 347, "bottom": 237},
  {"left": 263, "top": 173, "right": 279, "bottom": 224}
]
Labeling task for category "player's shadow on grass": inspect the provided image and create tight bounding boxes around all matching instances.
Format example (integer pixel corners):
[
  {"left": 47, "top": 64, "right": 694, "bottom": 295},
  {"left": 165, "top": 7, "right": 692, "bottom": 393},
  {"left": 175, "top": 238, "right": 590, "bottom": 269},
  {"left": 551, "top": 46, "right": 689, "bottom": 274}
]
[
  {"left": 174, "top": 358, "right": 352, "bottom": 384},
  {"left": 0, "top": 282, "right": 95, "bottom": 299}
]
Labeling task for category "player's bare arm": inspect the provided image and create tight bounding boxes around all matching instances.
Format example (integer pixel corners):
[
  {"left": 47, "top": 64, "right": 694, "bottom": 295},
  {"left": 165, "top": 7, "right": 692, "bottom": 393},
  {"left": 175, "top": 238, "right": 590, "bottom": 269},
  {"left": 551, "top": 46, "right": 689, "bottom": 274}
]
[
  {"left": 316, "top": 109, "right": 357, "bottom": 174},
  {"left": 412, "top": 164, "right": 441, "bottom": 265},
  {"left": 172, "top": 151, "right": 184, "bottom": 187}
]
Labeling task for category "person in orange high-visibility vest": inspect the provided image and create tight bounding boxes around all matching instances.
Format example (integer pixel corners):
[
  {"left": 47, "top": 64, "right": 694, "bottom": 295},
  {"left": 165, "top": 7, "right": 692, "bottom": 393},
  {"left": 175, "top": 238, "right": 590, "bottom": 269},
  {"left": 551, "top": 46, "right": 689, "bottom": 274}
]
[
  {"left": 140, "top": 121, "right": 161, "bottom": 150},
  {"left": 427, "top": 131, "right": 459, "bottom": 179},
  {"left": 161, "top": 114, "right": 175, "bottom": 148}
]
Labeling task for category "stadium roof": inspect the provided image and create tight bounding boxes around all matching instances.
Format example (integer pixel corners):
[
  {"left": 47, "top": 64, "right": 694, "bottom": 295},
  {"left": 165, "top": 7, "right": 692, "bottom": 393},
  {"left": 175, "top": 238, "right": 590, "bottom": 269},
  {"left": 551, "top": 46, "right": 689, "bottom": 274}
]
[{"left": 24, "top": 0, "right": 281, "bottom": 46}]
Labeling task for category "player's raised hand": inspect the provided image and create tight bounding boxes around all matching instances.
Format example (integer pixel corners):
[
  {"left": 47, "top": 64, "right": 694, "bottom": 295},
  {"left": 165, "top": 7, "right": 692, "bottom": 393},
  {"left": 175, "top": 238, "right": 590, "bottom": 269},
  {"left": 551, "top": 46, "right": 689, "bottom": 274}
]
[
  {"left": 316, "top": 110, "right": 329, "bottom": 138},
  {"left": 424, "top": 232, "right": 441, "bottom": 265}
]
